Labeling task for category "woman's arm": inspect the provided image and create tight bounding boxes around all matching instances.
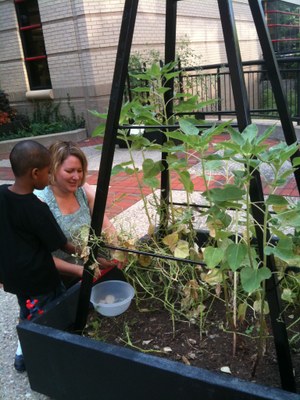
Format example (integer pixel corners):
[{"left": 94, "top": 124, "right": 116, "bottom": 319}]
[{"left": 83, "top": 182, "right": 119, "bottom": 244}]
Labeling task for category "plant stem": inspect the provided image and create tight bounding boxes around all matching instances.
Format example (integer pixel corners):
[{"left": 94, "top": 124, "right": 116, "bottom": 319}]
[
  {"left": 124, "top": 135, "right": 153, "bottom": 226},
  {"left": 233, "top": 271, "right": 237, "bottom": 357}
]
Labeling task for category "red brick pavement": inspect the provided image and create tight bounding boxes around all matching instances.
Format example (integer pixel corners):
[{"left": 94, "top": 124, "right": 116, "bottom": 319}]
[{"left": 0, "top": 135, "right": 298, "bottom": 219}]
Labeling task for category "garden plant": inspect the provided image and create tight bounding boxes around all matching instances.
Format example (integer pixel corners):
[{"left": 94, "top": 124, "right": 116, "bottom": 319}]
[
  {"left": 90, "top": 62, "right": 300, "bottom": 386},
  {"left": 16, "top": 62, "right": 300, "bottom": 400}
]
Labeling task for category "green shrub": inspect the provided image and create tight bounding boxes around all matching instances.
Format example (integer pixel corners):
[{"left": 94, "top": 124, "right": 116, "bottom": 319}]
[
  {"left": 0, "top": 94, "right": 85, "bottom": 142},
  {"left": 0, "top": 90, "right": 30, "bottom": 137}
]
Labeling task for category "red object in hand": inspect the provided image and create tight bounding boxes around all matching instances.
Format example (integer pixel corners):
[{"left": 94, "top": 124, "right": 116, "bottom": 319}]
[
  {"left": 111, "top": 259, "right": 124, "bottom": 269},
  {"left": 92, "top": 266, "right": 114, "bottom": 283}
]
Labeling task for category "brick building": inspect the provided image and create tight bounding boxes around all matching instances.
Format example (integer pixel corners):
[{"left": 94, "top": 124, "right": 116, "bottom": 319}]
[{"left": 0, "top": 0, "right": 262, "bottom": 133}]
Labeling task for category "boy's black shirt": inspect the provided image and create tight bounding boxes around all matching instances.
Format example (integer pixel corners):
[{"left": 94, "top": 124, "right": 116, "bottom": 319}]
[{"left": 0, "top": 184, "right": 67, "bottom": 296}]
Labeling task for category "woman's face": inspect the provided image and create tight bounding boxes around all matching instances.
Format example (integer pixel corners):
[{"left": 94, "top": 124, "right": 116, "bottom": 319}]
[{"left": 54, "top": 155, "right": 84, "bottom": 193}]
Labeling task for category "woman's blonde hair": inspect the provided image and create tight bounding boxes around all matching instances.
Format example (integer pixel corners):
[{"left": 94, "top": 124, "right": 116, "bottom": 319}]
[{"left": 49, "top": 141, "right": 88, "bottom": 185}]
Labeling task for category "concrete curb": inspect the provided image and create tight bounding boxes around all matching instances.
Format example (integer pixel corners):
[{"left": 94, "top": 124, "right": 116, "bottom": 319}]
[
  {"left": 0, "top": 120, "right": 299, "bottom": 156},
  {"left": 0, "top": 128, "right": 87, "bottom": 155}
]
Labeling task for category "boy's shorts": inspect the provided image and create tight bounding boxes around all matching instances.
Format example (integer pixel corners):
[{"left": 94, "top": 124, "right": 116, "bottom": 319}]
[{"left": 17, "top": 282, "right": 66, "bottom": 320}]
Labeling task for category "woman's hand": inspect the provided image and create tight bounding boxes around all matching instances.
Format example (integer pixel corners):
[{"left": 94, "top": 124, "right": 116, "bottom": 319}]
[
  {"left": 92, "top": 259, "right": 124, "bottom": 283},
  {"left": 93, "top": 265, "right": 101, "bottom": 281}
]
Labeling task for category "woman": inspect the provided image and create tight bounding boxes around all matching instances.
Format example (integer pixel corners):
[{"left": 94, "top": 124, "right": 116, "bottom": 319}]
[{"left": 36, "top": 141, "right": 120, "bottom": 285}]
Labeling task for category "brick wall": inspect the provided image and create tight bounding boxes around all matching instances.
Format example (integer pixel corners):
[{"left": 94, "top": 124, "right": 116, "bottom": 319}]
[
  {"left": 0, "top": 0, "right": 262, "bottom": 134},
  {"left": 0, "top": 0, "right": 28, "bottom": 98}
]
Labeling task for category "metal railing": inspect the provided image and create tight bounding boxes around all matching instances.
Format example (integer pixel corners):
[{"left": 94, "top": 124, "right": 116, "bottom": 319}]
[
  {"left": 178, "top": 57, "right": 300, "bottom": 124},
  {"left": 126, "top": 57, "right": 300, "bottom": 124}
]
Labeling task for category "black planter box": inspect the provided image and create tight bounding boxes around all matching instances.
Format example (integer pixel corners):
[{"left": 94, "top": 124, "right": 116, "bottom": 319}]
[{"left": 17, "top": 282, "right": 299, "bottom": 400}]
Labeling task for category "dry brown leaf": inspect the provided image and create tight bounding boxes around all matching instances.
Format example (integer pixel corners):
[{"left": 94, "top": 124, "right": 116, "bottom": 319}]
[{"left": 182, "top": 355, "right": 190, "bottom": 365}]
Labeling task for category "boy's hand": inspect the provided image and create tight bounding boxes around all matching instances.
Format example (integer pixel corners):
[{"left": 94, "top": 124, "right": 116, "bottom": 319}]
[
  {"left": 96, "top": 257, "right": 119, "bottom": 269},
  {"left": 111, "top": 259, "right": 125, "bottom": 270}
]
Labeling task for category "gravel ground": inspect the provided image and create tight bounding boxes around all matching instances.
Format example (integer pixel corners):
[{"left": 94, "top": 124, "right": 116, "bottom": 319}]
[{"left": 0, "top": 287, "right": 50, "bottom": 400}]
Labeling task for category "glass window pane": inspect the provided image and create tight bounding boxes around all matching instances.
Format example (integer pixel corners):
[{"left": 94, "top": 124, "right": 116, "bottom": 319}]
[
  {"left": 23, "top": 28, "right": 46, "bottom": 57},
  {"left": 16, "top": 0, "right": 40, "bottom": 27},
  {"left": 26, "top": 59, "right": 51, "bottom": 90}
]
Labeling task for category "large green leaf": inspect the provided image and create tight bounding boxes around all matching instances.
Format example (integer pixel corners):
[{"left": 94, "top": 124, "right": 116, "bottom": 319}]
[
  {"left": 91, "top": 123, "right": 106, "bottom": 137},
  {"left": 178, "top": 170, "right": 194, "bottom": 193},
  {"left": 225, "top": 243, "right": 248, "bottom": 271},
  {"left": 241, "top": 124, "right": 258, "bottom": 143},
  {"left": 265, "top": 142, "right": 299, "bottom": 167},
  {"left": 203, "top": 246, "right": 224, "bottom": 269},
  {"left": 292, "top": 157, "right": 300, "bottom": 167},
  {"left": 111, "top": 165, "right": 124, "bottom": 176},
  {"left": 266, "top": 194, "right": 289, "bottom": 206},
  {"left": 240, "top": 266, "right": 271, "bottom": 293},
  {"left": 275, "top": 208, "right": 300, "bottom": 228},
  {"left": 168, "top": 157, "right": 188, "bottom": 171},
  {"left": 255, "top": 124, "right": 276, "bottom": 145},
  {"left": 143, "top": 177, "right": 160, "bottom": 188},
  {"left": 203, "top": 185, "right": 245, "bottom": 203},
  {"left": 229, "top": 127, "right": 245, "bottom": 146},
  {"left": 131, "top": 139, "right": 153, "bottom": 151},
  {"left": 179, "top": 119, "right": 199, "bottom": 136},
  {"left": 89, "top": 110, "right": 108, "bottom": 119},
  {"left": 265, "top": 237, "right": 300, "bottom": 265},
  {"left": 165, "top": 130, "right": 187, "bottom": 143},
  {"left": 128, "top": 72, "right": 150, "bottom": 80},
  {"left": 111, "top": 161, "right": 134, "bottom": 176},
  {"left": 149, "top": 62, "right": 161, "bottom": 76},
  {"left": 131, "top": 87, "right": 151, "bottom": 93},
  {"left": 206, "top": 209, "right": 232, "bottom": 229},
  {"left": 202, "top": 160, "right": 223, "bottom": 171},
  {"left": 124, "top": 167, "right": 137, "bottom": 175},
  {"left": 164, "top": 71, "right": 181, "bottom": 82},
  {"left": 142, "top": 159, "right": 164, "bottom": 178}
]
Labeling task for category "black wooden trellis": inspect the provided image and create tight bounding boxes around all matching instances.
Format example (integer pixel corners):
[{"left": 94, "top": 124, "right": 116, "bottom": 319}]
[{"left": 74, "top": 0, "right": 299, "bottom": 393}]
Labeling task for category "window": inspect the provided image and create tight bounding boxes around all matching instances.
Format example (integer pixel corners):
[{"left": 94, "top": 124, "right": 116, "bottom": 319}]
[
  {"left": 263, "top": 0, "right": 300, "bottom": 55},
  {"left": 15, "top": 0, "right": 52, "bottom": 90}
]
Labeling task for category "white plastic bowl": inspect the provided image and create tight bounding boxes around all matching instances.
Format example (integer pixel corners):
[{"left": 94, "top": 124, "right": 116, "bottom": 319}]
[{"left": 90, "top": 280, "right": 135, "bottom": 317}]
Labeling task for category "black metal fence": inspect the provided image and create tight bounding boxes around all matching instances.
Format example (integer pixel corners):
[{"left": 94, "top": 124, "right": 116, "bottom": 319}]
[{"left": 126, "top": 57, "right": 300, "bottom": 124}]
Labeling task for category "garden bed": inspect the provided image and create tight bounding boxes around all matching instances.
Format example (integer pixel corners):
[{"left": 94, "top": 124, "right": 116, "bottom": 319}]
[
  {"left": 84, "top": 294, "right": 300, "bottom": 391},
  {"left": 17, "top": 282, "right": 300, "bottom": 400}
]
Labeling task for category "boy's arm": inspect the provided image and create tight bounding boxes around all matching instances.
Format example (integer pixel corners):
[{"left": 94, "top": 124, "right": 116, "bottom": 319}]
[
  {"left": 53, "top": 256, "right": 83, "bottom": 278},
  {"left": 53, "top": 257, "right": 101, "bottom": 281},
  {"left": 61, "top": 240, "right": 119, "bottom": 270}
]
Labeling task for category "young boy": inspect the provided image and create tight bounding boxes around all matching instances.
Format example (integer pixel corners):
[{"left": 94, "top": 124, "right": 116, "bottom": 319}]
[{"left": 0, "top": 140, "right": 84, "bottom": 372}]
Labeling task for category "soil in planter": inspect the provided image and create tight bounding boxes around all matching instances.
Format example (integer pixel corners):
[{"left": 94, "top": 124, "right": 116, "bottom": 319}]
[{"left": 84, "top": 298, "right": 300, "bottom": 392}]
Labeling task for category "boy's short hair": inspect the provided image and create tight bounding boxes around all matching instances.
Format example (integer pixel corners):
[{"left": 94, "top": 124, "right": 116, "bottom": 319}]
[
  {"left": 10, "top": 140, "right": 51, "bottom": 177},
  {"left": 49, "top": 141, "right": 88, "bottom": 185}
]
